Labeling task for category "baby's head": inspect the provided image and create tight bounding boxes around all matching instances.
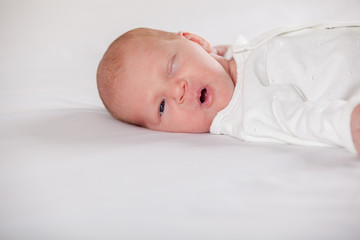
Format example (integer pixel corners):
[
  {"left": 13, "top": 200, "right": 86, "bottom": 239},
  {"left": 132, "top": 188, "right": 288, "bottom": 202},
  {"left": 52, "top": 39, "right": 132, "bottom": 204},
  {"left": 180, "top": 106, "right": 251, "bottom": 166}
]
[{"left": 97, "top": 28, "right": 236, "bottom": 133}]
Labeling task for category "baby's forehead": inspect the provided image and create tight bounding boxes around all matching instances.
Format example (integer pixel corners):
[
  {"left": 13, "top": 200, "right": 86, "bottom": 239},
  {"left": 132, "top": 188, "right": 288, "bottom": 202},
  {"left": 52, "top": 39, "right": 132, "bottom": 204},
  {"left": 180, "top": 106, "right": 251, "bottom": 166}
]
[
  {"left": 119, "top": 39, "right": 163, "bottom": 70},
  {"left": 126, "top": 33, "right": 178, "bottom": 52},
  {"left": 114, "top": 34, "right": 178, "bottom": 87}
]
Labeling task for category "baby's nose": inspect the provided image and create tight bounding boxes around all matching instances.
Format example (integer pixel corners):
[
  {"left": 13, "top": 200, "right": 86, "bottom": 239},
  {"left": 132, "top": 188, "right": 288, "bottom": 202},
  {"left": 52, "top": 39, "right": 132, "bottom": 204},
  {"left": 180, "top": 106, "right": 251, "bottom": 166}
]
[{"left": 171, "top": 80, "right": 187, "bottom": 104}]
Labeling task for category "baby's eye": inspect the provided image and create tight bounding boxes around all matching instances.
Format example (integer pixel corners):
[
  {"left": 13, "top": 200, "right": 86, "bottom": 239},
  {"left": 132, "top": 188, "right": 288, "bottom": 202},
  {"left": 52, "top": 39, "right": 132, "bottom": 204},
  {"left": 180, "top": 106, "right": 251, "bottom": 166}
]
[{"left": 159, "top": 99, "right": 166, "bottom": 116}]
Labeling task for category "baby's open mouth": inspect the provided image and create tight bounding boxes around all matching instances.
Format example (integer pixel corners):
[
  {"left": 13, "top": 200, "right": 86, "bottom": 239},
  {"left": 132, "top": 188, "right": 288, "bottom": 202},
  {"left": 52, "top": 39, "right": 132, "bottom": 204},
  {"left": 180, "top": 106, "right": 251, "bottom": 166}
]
[{"left": 200, "top": 88, "right": 208, "bottom": 104}]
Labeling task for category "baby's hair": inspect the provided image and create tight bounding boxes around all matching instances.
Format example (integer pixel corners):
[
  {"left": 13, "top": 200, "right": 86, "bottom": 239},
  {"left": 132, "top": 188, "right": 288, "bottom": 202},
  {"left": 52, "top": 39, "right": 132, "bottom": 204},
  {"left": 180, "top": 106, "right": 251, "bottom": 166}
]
[{"left": 97, "top": 28, "right": 179, "bottom": 124}]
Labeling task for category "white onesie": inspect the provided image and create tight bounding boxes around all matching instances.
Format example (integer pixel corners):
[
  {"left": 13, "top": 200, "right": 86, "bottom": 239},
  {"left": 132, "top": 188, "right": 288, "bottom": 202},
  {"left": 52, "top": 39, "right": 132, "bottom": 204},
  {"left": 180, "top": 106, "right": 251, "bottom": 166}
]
[{"left": 210, "top": 22, "right": 360, "bottom": 153}]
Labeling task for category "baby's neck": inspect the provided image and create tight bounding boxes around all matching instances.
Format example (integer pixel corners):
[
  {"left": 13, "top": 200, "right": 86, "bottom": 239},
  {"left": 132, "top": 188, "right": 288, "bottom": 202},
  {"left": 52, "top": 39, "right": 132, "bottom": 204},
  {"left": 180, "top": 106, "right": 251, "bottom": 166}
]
[{"left": 228, "top": 59, "right": 237, "bottom": 85}]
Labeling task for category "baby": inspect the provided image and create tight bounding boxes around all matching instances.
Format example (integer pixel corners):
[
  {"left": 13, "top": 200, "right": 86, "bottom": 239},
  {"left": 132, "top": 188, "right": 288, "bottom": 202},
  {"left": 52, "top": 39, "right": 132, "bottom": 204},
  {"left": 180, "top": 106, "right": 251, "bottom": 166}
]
[{"left": 97, "top": 22, "right": 360, "bottom": 155}]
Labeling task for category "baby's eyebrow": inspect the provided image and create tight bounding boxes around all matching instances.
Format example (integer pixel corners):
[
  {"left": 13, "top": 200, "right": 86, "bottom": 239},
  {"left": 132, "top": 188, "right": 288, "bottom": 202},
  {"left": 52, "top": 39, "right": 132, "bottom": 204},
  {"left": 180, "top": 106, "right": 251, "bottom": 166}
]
[{"left": 167, "top": 53, "right": 176, "bottom": 75}]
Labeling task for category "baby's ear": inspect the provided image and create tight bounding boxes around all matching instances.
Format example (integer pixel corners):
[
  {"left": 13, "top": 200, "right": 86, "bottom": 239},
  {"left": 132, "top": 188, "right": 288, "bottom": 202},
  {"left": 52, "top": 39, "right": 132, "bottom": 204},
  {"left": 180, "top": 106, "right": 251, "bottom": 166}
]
[{"left": 177, "top": 31, "right": 212, "bottom": 53}]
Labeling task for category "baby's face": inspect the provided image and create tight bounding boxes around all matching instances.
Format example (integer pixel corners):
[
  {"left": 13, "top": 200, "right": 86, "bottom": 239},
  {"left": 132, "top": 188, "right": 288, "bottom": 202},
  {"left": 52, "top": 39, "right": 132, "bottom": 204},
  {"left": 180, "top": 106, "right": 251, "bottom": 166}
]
[{"left": 117, "top": 33, "right": 236, "bottom": 133}]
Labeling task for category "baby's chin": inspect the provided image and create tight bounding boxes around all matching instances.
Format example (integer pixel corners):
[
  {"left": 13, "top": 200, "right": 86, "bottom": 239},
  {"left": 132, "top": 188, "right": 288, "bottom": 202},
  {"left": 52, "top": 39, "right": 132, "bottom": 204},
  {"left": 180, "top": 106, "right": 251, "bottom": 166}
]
[
  {"left": 171, "top": 124, "right": 211, "bottom": 133},
  {"left": 162, "top": 119, "right": 212, "bottom": 133}
]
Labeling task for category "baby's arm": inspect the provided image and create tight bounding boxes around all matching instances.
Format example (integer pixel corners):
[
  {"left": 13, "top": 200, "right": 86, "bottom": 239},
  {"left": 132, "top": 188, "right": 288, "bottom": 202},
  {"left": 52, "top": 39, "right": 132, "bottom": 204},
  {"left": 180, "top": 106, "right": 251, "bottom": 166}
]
[
  {"left": 258, "top": 94, "right": 357, "bottom": 153},
  {"left": 351, "top": 104, "right": 360, "bottom": 155}
]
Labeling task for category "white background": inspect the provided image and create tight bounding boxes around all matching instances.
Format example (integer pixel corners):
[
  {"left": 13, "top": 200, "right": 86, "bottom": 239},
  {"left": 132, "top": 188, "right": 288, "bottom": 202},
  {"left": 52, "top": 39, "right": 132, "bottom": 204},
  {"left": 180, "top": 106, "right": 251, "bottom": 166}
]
[{"left": 1, "top": 0, "right": 360, "bottom": 110}]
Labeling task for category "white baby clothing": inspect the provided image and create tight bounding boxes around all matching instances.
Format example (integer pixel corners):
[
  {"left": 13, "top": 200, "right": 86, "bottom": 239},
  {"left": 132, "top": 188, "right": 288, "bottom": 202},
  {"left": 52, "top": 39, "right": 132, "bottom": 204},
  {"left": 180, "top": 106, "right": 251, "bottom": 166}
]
[{"left": 210, "top": 22, "right": 360, "bottom": 153}]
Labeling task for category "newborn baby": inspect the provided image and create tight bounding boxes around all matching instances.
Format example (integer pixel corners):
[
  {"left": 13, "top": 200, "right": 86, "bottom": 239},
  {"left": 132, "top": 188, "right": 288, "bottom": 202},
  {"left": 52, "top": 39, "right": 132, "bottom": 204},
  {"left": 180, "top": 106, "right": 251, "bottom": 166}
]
[{"left": 97, "top": 22, "right": 360, "bottom": 154}]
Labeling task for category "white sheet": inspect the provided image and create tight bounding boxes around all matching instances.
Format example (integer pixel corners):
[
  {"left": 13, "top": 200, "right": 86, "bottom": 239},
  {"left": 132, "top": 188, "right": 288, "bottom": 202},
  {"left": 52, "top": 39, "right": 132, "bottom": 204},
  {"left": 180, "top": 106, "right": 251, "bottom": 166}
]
[{"left": 1, "top": 0, "right": 360, "bottom": 239}]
